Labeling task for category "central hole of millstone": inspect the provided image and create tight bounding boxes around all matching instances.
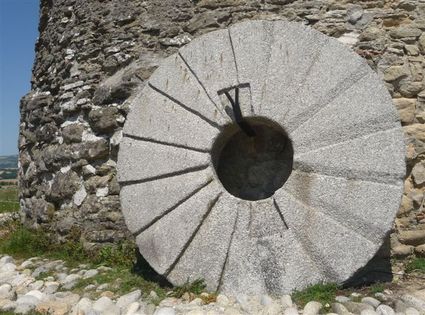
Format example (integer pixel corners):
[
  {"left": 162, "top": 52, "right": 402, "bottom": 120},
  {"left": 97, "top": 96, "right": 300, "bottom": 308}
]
[{"left": 212, "top": 117, "right": 294, "bottom": 201}]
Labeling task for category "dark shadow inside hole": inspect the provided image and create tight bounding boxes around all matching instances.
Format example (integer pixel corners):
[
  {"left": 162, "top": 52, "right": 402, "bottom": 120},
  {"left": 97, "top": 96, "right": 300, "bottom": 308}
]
[{"left": 212, "top": 117, "right": 294, "bottom": 201}]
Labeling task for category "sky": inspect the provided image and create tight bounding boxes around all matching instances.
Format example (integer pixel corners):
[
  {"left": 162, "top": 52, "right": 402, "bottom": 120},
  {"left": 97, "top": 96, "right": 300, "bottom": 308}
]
[{"left": 0, "top": 0, "right": 39, "bottom": 156}]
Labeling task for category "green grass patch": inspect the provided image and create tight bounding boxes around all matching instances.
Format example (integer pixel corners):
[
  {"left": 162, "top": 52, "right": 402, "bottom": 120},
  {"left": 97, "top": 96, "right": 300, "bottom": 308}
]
[
  {"left": 0, "top": 312, "right": 43, "bottom": 315},
  {"left": 0, "top": 201, "right": 19, "bottom": 213},
  {"left": 0, "top": 224, "right": 91, "bottom": 267},
  {"left": 0, "top": 224, "right": 214, "bottom": 304},
  {"left": 0, "top": 224, "right": 138, "bottom": 268},
  {"left": 73, "top": 267, "right": 169, "bottom": 299},
  {"left": 171, "top": 279, "right": 206, "bottom": 298},
  {"left": 369, "top": 282, "right": 385, "bottom": 294},
  {"left": 0, "top": 185, "right": 19, "bottom": 213},
  {"left": 0, "top": 169, "right": 17, "bottom": 180},
  {"left": 292, "top": 283, "right": 339, "bottom": 307},
  {"left": 406, "top": 258, "right": 425, "bottom": 273}
]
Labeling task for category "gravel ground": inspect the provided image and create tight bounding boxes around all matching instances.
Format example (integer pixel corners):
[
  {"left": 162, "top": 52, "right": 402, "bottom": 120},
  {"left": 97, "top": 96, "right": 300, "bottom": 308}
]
[{"left": 1, "top": 254, "right": 425, "bottom": 315}]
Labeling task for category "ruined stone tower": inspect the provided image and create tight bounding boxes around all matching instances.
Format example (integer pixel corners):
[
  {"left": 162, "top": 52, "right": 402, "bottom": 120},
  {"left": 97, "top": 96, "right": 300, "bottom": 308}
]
[{"left": 19, "top": 0, "right": 425, "bottom": 259}]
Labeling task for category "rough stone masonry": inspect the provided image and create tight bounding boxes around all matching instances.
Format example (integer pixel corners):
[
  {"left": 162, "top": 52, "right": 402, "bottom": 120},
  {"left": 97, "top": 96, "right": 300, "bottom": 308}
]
[{"left": 19, "top": 0, "right": 424, "bottom": 266}]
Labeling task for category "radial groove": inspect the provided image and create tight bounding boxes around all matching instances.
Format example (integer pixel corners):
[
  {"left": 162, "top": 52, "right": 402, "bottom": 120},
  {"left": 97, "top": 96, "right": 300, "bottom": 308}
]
[
  {"left": 291, "top": 111, "right": 400, "bottom": 156},
  {"left": 295, "top": 127, "right": 402, "bottom": 159},
  {"left": 119, "top": 164, "right": 210, "bottom": 187},
  {"left": 177, "top": 52, "right": 224, "bottom": 112},
  {"left": 133, "top": 179, "right": 214, "bottom": 236},
  {"left": 288, "top": 228, "right": 338, "bottom": 281},
  {"left": 123, "top": 133, "right": 210, "bottom": 153},
  {"left": 282, "top": 188, "right": 379, "bottom": 245},
  {"left": 227, "top": 28, "right": 240, "bottom": 84},
  {"left": 217, "top": 207, "right": 239, "bottom": 292},
  {"left": 149, "top": 83, "right": 221, "bottom": 130},
  {"left": 275, "top": 195, "right": 350, "bottom": 281},
  {"left": 289, "top": 65, "right": 369, "bottom": 134},
  {"left": 164, "top": 193, "right": 223, "bottom": 276},
  {"left": 292, "top": 161, "right": 402, "bottom": 185},
  {"left": 289, "top": 38, "right": 330, "bottom": 100},
  {"left": 272, "top": 198, "right": 289, "bottom": 229}
]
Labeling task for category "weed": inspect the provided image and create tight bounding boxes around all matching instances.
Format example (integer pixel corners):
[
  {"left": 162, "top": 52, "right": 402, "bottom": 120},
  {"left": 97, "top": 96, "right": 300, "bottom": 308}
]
[
  {"left": 0, "top": 224, "right": 50, "bottom": 258},
  {"left": 292, "top": 283, "right": 339, "bottom": 307},
  {"left": 369, "top": 282, "right": 385, "bottom": 294},
  {"left": 94, "top": 242, "right": 136, "bottom": 268},
  {"left": 0, "top": 224, "right": 215, "bottom": 305},
  {"left": 0, "top": 185, "right": 19, "bottom": 213},
  {"left": 406, "top": 258, "right": 425, "bottom": 273},
  {"left": 0, "top": 224, "right": 137, "bottom": 268},
  {"left": 0, "top": 311, "right": 43, "bottom": 315},
  {"left": 35, "top": 270, "right": 56, "bottom": 281},
  {"left": 171, "top": 279, "right": 207, "bottom": 298},
  {"left": 73, "top": 267, "right": 168, "bottom": 298},
  {"left": 200, "top": 293, "right": 217, "bottom": 304}
]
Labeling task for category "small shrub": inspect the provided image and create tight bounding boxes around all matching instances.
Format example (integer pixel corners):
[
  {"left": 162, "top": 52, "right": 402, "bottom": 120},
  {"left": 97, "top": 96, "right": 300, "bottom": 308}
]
[
  {"left": 0, "top": 185, "right": 19, "bottom": 213},
  {"left": 94, "top": 241, "right": 136, "bottom": 268},
  {"left": 292, "top": 283, "right": 339, "bottom": 307},
  {"left": 73, "top": 267, "right": 168, "bottom": 298},
  {"left": 171, "top": 279, "right": 207, "bottom": 298},
  {"left": 0, "top": 225, "right": 50, "bottom": 258},
  {"left": 369, "top": 282, "right": 385, "bottom": 294},
  {"left": 406, "top": 258, "right": 425, "bottom": 273}
]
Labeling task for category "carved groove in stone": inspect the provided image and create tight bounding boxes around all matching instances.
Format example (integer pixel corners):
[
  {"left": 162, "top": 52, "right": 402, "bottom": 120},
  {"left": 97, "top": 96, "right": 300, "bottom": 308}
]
[
  {"left": 164, "top": 193, "right": 222, "bottom": 276},
  {"left": 123, "top": 133, "right": 210, "bottom": 153},
  {"left": 149, "top": 83, "right": 221, "bottom": 130},
  {"left": 132, "top": 179, "right": 214, "bottom": 236},
  {"left": 119, "top": 164, "right": 210, "bottom": 187}
]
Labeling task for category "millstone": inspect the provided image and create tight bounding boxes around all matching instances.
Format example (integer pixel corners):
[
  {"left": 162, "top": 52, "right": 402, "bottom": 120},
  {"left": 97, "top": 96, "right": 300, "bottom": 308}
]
[{"left": 117, "top": 20, "right": 405, "bottom": 295}]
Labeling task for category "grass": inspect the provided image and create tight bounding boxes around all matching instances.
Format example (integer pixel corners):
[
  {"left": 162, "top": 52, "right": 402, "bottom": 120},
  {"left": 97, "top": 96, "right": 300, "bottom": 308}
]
[
  {"left": 292, "top": 283, "right": 339, "bottom": 307},
  {"left": 171, "top": 279, "right": 206, "bottom": 298},
  {"left": 406, "top": 257, "right": 425, "bottom": 273},
  {"left": 72, "top": 267, "right": 168, "bottom": 299},
  {"left": 0, "top": 312, "right": 43, "bottom": 315},
  {"left": 0, "top": 224, "right": 212, "bottom": 303},
  {"left": 0, "top": 184, "right": 19, "bottom": 213},
  {"left": 369, "top": 282, "right": 385, "bottom": 294},
  {"left": 0, "top": 169, "right": 18, "bottom": 180},
  {"left": 0, "top": 224, "right": 88, "bottom": 266}
]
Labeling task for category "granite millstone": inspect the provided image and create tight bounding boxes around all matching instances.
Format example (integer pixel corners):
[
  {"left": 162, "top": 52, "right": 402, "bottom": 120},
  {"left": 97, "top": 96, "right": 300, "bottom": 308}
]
[{"left": 117, "top": 20, "right": 406, "bottom": 295}]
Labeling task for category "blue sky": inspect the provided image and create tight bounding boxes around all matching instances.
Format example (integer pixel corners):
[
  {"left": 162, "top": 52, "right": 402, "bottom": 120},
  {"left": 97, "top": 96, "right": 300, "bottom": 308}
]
[{"left": 0, "top": 0, "right": 39, "bottom": 156}]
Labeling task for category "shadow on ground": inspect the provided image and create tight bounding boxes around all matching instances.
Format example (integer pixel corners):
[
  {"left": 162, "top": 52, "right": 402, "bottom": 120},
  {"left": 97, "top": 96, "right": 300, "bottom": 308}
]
[{"left": 343, "top": 235, "right": 392, "bottom": 288}]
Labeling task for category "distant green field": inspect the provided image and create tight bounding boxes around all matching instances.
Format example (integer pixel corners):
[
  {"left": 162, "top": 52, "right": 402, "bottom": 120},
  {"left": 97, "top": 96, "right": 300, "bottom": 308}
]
[
  {"left": 0, "top": 169, "right": 18, "bottom": 180},
  {"left": 0, "top": 155, "right": 18, "bottom": 169},
  {"left": 0, "top": 185, "right": 19, "bottom": 213}
]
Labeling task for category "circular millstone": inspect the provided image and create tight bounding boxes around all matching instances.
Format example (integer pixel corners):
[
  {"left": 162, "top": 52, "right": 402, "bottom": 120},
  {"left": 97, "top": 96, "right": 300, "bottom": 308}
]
[{"left": 117, "top": 20, "right": 406, "bottom": 295}]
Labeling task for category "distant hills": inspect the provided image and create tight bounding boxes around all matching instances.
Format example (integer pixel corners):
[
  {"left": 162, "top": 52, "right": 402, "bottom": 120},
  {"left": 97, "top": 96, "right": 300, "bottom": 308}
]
[
  {"left": 0, "top": 155, "right": 18, "bottom": 180},
  {"left": 0, "top": 155, "right": 18, "bottom": 169}
]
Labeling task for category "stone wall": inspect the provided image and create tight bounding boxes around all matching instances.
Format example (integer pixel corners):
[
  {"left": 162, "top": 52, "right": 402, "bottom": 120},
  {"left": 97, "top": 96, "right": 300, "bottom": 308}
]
[{"left": 19, "top": 0, "right": 424, "bottom": 256}]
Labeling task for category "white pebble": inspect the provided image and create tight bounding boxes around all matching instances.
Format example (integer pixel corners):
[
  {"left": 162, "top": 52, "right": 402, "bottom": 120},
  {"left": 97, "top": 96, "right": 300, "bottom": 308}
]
[
  {"left": 405, "top": 307, "right": 420, "bottom": 315},
  {"left": 284, "top": 306, "right": 299, "bottom": 315},
  {"left": 362, "top": 297, "right": 381, "bottom": 308},
  {"left": 377, "top": 304, "right": 395, "bottom": 315},
  {"left": 154, "top": 307, "right": 176, "bottom": 315},
  {"left": 303, "top": 301, "right": 322, "bottom": 315},
  {"left": 281, "top": 294, "right": 293, "bottom": 308},
  {"left": 216, "top": 294, "right": 230, "bottom": 306}
]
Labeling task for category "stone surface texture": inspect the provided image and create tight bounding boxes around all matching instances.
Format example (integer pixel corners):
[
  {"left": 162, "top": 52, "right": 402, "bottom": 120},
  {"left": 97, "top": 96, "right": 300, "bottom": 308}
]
[
  {"left": 19, "top": 0, "right": 425, "bottom": 289},
  {"left": 118, "top": 21, "right": 405, "bottom": 295}
]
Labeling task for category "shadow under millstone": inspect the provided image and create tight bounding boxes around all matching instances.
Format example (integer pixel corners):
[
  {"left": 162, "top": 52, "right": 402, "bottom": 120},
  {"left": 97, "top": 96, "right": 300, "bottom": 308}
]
[
  {"left": 342, "top": 234, "right": 392, "bottom": 288},
  {"left": 133, "top": 250, "right": 172, "bottom": 288}
]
